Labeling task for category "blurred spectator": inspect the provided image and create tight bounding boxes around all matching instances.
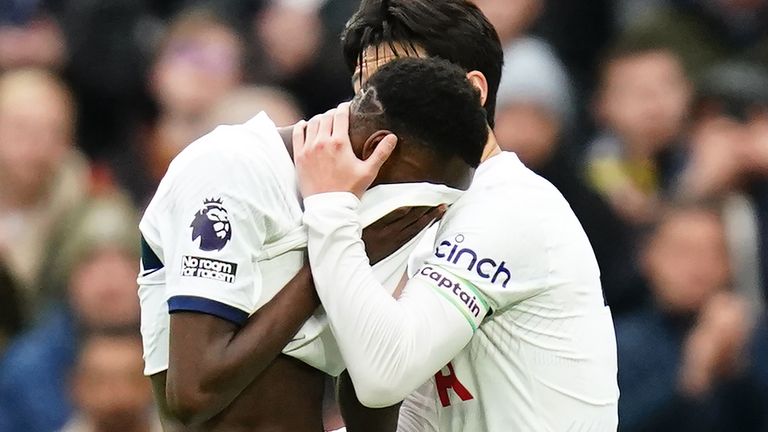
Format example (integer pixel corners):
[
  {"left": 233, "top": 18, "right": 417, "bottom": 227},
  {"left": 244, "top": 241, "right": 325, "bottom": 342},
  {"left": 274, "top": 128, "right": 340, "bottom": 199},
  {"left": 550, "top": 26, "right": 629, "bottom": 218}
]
[
  {"left": 493, "top": 38, "right": 573, "bottom": 168},
  {"left": 56, "top": 0, "right": 156, "bottom": 162},
  {"left": 587, "top": 40, "right": 692, "bottom": 226},
  {"left": 679, "top": 61, "right": 768, "bottom": 304},
  {"left": 204, "top": 85, "right": 303, "bottom": 130},
  {"left": 0, "top": 261, "right": 22, "bottom": 353},
  {"left": 60, "top": 331, "right": 160, "bottom": 432},
  {"left": 615, "top": 0, "right": 666, "bottom": 28},
  {"left": 473, "top": 0, "right": 574, "bottom": 133},
  {"left": 616, "top": 204, "right": 767, "bottom": 431},
  {"left": 680, "top": 62, "right": 768, "bottom": 195},
  {"left": 143, "top": 7, "right": 245, "bottom": 193},
  {"left": 250, "top": 0, "right": 358, "bottom": 115},
  {"left": 256, "top": 0, "right": 324, "bottom": 78},
  {"left": 0, "top": 0, "right": 67, "bottom": 71},
  {"left": 620, "top": 0, "right": 768, "bottom": 77},
  {"left": 535, "top": 0, "right": 615, "bottom": 110},
  {"left": 479, "top": 0, "right": 616, "bottom": 152},
  {"left": 0, "top": 68, "right": 90, "bottom": 318},
  {"left": 493, "top": 38, "right": 640, "bottom": 314},
  {"left": 0, "top": 196, "right": 140, "bottom": 432},
  {"left": 471, "top": 0, "right": 542, "bottom": 44}
]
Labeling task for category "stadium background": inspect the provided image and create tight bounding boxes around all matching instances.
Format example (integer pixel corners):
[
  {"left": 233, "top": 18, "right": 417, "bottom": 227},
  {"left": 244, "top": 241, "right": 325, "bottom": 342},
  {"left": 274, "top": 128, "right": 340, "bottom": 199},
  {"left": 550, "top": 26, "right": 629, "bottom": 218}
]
[{"left": 1, "top": 0, "right": 768, "bottom": 430}]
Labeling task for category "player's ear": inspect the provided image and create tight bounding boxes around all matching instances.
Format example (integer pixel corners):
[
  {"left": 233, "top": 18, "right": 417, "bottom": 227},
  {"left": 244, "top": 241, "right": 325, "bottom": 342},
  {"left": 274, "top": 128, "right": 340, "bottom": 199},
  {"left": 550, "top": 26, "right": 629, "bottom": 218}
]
[
  {"left": 467, "top": 70, "right": 488, "bottom": 107},
  {"left": 362, "top": 130, "right": 394, "bottom": 161}
]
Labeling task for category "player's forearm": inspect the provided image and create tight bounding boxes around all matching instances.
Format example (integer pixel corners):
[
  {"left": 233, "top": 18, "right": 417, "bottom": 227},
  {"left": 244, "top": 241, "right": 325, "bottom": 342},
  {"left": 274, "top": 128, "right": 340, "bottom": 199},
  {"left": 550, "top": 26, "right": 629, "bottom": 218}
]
[
  {"left": 207, "top": 265, "right": 318, "bottom": 385},
  {"left": 167, "top": 265, "right": 318, "bottom": 424},
  {"left": 304, "top": 193, "right": 471, "bottom": 407}
]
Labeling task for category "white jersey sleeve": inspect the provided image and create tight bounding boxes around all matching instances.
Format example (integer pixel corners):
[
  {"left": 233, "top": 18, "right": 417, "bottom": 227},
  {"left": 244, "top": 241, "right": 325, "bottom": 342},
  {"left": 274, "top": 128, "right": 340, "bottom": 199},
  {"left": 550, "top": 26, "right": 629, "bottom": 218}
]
[
  {"left": 140, "top": 126, "right": 273, "bottom": 327},
  {"left": 303, "top": 192, "right": 480, "bottom": 408}
]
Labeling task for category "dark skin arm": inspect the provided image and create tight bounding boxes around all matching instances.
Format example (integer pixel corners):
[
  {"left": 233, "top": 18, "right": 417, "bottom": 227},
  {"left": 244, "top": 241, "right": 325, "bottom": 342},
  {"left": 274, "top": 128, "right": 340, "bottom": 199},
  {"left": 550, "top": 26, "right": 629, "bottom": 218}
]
[
  {"left": 166, "top": 264, "right": 317, "bottom": 425},
  {"left": 339, "top": 371, "right": 401, "bottom": 432},
  {"left": 165, "top": 205, "right": 444, "bottom": 426}
]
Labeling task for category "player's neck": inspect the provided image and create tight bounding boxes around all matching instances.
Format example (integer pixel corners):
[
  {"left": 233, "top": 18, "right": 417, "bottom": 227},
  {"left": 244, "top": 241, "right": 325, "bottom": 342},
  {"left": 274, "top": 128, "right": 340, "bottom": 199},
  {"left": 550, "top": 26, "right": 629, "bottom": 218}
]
[
  {"left": 374, "top": 151, "right": 473, "bottom": 191},
  {"left": 480, "top": 130, "right": 502, "bottom": 164}
]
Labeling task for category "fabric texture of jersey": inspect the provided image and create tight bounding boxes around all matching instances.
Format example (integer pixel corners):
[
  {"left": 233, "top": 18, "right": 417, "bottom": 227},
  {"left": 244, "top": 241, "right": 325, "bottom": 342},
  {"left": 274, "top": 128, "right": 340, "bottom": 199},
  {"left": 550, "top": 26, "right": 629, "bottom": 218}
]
[
  {"left": 137, "top": 112, "right": 462, "bottom": 376},
  {"left": 404, "top": 152, "right": 619, "bottom": 431},
  {"left": 302, "top": 152, "right": 619, "bottom": 431}
]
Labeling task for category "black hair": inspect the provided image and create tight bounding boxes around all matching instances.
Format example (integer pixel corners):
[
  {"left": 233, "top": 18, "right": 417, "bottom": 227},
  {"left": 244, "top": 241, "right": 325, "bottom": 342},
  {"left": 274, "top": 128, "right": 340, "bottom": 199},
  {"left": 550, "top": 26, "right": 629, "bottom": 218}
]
[
  {"left": 342, "top": 0, "right": 503, "bottom": 128},
  {"left": 354, "top": 57, "right": 489, "bottom": 168}
]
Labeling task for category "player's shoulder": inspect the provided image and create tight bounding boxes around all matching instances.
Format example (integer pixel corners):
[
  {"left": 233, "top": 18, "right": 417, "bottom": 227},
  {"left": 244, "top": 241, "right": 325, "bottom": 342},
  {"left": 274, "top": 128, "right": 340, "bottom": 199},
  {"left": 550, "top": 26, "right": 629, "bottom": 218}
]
[
  {"left": 473, "top": 152, "right": 561, "bottom": 198},
  {"left": 427, "top": 152, "right": 563, "bottom": 283},
  {"left": 141, "top": 113, "right": 294, "bottom": 229},
  {"left": 444, "top": 155, "right": 533, "bottom": 228},
  {"left": 454, "top": 152, "right": 573, "bottom": 227}
]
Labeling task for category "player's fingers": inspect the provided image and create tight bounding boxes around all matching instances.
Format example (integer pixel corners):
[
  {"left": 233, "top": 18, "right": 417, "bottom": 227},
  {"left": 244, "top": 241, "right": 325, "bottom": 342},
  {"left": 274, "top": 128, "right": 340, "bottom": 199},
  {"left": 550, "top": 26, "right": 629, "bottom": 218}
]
[
  {"left": 376, "top": 206, "right": 412, "bottom": 225},
  {"left": 396, "top": 206, "right": 435, "bottom": 228},
  {"left": 292, "top": 120, "right": 307, "bottom": 159},
  {"left": 365, "top": 133, "right": 397, "bottom": 172},
  {"left": 316, "top": 111, "right": 335, "bottom": 147},
  {"left": 305, "top": 115, "right": 321, "bottom": 148},
  {"left": 332, "top": 102, "right": 351, "bottom": 142},
  {"left": 428, "top": 204, "right": 448, "bottom": 223},
  {"left": 402, "top": 205, "right": 446, "bottom": 236}
]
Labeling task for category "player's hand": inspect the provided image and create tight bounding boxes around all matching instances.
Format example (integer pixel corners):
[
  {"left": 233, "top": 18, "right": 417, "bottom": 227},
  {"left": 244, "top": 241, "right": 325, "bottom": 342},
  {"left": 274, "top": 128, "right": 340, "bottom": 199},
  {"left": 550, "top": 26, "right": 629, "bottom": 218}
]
[
  {"left": 363, "top": 205, "right": 447, "bottom": 265},
  {"left": 293, "top": 102, "right": 397, "bottom": 198}
]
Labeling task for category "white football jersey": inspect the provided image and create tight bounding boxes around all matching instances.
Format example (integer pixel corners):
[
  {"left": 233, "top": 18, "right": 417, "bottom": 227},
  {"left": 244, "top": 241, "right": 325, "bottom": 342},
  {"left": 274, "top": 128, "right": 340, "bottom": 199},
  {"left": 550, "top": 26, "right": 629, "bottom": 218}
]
[
  {"left": 402, "top": 152, "right": 619, "bottom": 431},
  {"left": 137, "top": 113, "right": 461, "bottom": 376}
]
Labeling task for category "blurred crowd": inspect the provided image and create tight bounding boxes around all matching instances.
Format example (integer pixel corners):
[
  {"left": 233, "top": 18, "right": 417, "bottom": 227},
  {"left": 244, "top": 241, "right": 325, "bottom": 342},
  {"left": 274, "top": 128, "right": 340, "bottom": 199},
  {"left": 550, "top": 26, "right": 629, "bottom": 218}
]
[{"left": 0, "top": 0, "right": 768, "bottom": 431}]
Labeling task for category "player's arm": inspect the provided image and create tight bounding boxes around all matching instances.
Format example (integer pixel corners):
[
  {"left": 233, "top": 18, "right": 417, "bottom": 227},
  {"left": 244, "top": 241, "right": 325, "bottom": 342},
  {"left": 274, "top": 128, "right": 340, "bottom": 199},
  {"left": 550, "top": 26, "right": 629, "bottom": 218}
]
[
  {"left": 338, "top": 371, "right": 401, "bottom": 432},
  {"left": 166, "top": 264, "right": 316, "bottom": 425},
  {"left": 303, "top": 192, "right": 482, "bottom": 408},
  {"left": 157, "top": 139, "right": 304, "bottom": 424},
  {"left": 167, "top": 207, "right": 442, "bottom": 426},
  {"left": 293, "top": 107, "right": 485, "bottom": 408},
  {"left": 160, "top": 129, "right": 442, "bottom": 425}
]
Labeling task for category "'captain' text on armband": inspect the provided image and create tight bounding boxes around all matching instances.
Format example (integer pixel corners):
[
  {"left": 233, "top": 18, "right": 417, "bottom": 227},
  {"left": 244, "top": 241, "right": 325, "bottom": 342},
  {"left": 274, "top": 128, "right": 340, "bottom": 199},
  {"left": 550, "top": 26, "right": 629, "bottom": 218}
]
[
  {"left": 416, "top": 266, "right": 485, "bottom": 320},
  {"left": 434, "top": 234, "right": 510, "bottom": 288}
]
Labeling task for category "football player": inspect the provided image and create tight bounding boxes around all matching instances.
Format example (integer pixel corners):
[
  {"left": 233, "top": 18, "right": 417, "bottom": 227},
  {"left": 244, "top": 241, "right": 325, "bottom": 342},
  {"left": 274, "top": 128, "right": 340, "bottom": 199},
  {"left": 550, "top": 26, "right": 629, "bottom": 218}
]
[
  {"left": 294, "top": 2, "right": 621, "bottom": 429},
  {"left": 137, "top": 56, "right": 489, "bottom": 431}
]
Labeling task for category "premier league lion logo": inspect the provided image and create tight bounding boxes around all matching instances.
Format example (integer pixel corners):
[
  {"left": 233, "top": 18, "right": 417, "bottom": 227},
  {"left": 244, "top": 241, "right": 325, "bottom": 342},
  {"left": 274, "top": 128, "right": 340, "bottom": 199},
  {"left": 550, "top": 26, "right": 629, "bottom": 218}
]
[{"left": 190, "top": 198, "right": 232, "bottom": 251}]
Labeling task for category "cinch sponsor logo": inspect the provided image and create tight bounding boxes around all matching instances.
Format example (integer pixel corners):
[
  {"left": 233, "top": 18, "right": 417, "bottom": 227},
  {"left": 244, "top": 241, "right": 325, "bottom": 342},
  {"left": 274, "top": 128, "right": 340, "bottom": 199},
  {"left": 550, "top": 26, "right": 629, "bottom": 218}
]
[
  {"left": 419, "top": 266, "right": 482, "bottom": 318},
  {"left": 434, "top": 234, "right": 510, "bottom": 288},
  {"left": 181, "top": 255, "right": 238, "bottom": 284}
]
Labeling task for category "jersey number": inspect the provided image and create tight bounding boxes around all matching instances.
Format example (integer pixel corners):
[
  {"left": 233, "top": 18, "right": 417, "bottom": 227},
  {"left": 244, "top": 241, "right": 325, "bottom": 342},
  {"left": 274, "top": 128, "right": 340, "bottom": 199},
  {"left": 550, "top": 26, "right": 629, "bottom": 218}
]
[{"left": 434, "top": 362, "right": 473, "bottom": 407}]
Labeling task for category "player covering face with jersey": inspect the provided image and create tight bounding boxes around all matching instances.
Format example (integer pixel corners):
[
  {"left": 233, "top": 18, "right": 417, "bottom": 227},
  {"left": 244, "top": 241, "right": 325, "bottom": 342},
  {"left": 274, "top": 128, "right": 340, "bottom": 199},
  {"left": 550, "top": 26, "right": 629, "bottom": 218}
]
[{"left": 138, "top": 56, "right": 491, "bottom": 432}]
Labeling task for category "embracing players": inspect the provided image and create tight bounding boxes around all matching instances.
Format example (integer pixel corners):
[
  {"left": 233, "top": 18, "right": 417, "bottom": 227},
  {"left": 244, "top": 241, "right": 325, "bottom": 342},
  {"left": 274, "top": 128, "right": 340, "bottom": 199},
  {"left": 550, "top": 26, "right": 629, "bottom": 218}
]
[
  {"left": 292, "top": 1, "right": 620, "bottom": 431},
  {"left": 139, "top": 0, "right": 619, "bottom": 431},
  {"left": 137, "top": 52, "right": 489, "bottom": 432}
]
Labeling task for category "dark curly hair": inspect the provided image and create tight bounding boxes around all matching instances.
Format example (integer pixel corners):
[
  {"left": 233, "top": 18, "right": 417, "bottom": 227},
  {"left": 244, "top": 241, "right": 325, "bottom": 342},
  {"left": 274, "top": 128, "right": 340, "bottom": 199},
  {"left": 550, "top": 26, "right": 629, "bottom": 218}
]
[
  {"left": 342, "top": 0, "right": 503, "bottom": 128},
  {"left": 353, "top": 57, "right": 489, "bottom": 168}
]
